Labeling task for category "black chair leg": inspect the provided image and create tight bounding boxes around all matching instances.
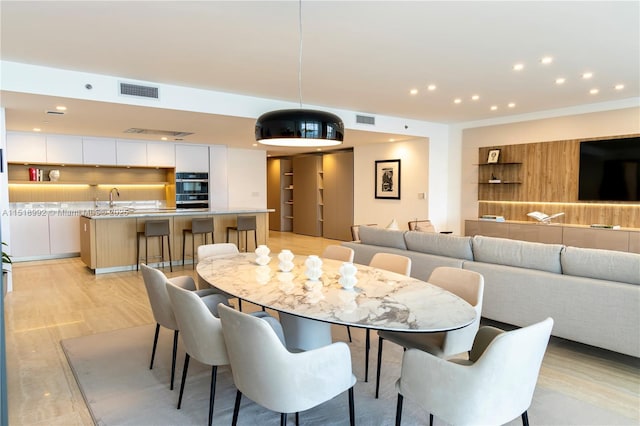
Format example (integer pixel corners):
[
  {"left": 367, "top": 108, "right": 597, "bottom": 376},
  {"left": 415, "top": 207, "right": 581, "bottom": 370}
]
[
  {"left": 149, "top": 323, "right": 160, "bottom": 370},
  {"left": 429, "top": 413, "right": 434, "bottom": 426},
  {"left": 170, "top": 330, "right": 178, "bottom": 390},
  {"left": 167, "top": 236, "right": 173, "bottom": 272},
  {"left": 395, "top": 393, "right": 403, "bottom": 426},
  {"left": 365, "top": 328, "right": 370, "bottom": 382},
  {"left": 149, "top": 323, "right": 160, "bottom": 369},
  {"left": 280, "top": 413, "right": 287, "bottom": 426},
  {"left": 177, "top": 354, "right": 190, "bottom": 409},
  {"left": 347, "top": 326, "right": 352, "bottom": 342},
  {"left": 375, "top": 336, "right": 384, "bottom": 398},
  {"left": 232, "top": 391, "right": 242, "bottom": 426},
  {"left": 208, "top": 365, "right": 217, "bottom": 426},
  {"left": 521, "top": 411, "right": 529, "bottom": 426},
  {"left": 348, "top": 387, "right": 355, "bottom": 426},
  {"left": 295, "top": 412, "right": 299, "bottom": 426}
]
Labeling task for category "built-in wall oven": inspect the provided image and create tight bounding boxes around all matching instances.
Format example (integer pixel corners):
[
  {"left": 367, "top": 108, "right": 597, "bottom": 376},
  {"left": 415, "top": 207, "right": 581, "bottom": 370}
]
[{"left": 176, "top": 172, "right": 209, "bottom": 209}]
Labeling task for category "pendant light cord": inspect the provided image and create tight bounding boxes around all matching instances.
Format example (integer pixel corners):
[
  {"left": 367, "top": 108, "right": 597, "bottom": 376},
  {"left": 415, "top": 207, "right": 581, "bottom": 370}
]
[{"left": 298, "top": 0, "right": 303, "bottom": 108}]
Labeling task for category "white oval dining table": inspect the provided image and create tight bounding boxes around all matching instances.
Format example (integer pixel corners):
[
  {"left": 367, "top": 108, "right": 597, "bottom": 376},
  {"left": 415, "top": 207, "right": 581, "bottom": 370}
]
[{"left": 196, "top": 252, "right": 476, "bottom": 353}]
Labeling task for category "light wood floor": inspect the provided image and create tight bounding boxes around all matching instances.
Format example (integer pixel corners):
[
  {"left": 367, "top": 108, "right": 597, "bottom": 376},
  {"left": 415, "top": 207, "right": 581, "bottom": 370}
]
[{"left": 4, "top": 231, "right": 640, "bottom": 425}]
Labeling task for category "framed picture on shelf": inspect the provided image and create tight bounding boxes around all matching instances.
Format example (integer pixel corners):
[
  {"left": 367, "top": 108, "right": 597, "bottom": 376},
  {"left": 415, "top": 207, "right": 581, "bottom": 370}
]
[
  {"left": 487, "top": 149, "right": 501, "bottom": 164},
  {"left": 375, "top": 159, "right": 401, "bottom": 199}
]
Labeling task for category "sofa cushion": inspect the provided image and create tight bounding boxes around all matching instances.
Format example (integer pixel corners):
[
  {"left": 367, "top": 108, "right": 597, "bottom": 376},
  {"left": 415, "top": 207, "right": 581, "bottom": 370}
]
[
  {"left": 471, "top": 235, "right": 563, "bottom": 274},
  {"left": 404, "top": 231, "right": 473, "bottom": 260},
  {"left": 358, "top": 226, "right": 407, "bottom": 250},
  {"left": 561, "top": 246, "right": 640, "bottom": 285}
]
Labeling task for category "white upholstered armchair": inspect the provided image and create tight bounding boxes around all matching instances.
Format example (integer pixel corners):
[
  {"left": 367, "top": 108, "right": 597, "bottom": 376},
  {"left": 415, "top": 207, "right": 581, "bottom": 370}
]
[
  {"left": 395, "top": 317, "right": 554, "bottom": 426},
  {"left": 218, "top": 303, "right": 357, "bottom": 426}
]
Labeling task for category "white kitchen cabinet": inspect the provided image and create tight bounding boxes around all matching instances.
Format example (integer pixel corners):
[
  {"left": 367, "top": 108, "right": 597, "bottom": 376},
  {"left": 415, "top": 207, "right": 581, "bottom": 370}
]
[
  {"left": 175, "top": 144, "right": 209, "bottom": 172},
  {"left": 46, "top": 134, "right": 83, "bottom": 164},
  {"left": 116, "top": 139, "right": 147, "bottom": 166},
  {"left": 49, "top": 215, "right": 81, "bottom": 254},
  {"left": 83, "top": 137, "right": 116, "bottom": 165},
  {"left": 6, "top": 131, "right": 47, "bottom": 163},
  {"left": 9, "top": 215, "right": 50, "bottom": 258},
  {"left": 147, "top": 142, "right": 175, "bottom": 167}
]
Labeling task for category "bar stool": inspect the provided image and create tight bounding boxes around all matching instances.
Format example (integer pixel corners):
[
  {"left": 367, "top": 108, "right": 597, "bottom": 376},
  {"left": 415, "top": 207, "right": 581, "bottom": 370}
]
[
  {"left": 226, "top": 215, "right": 257, "bottom": 252},
  {"left": 136, "top": 219, "right": 172, "bottom": 272},
  {"left": 182, "top": 218, "right": 214, "bottom": 269}
]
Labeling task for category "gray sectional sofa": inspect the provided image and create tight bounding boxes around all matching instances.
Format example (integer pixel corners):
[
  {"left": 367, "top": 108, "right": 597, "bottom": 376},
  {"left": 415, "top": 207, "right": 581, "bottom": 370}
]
[{"left": 342, "top": 226, "right": 640, "bottom": 358}]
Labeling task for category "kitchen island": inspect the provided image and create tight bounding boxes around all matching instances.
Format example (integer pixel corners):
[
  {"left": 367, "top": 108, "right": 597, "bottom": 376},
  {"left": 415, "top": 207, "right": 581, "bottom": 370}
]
[{"left": 80, "top": 208, "right": 272, "bottom": 274}]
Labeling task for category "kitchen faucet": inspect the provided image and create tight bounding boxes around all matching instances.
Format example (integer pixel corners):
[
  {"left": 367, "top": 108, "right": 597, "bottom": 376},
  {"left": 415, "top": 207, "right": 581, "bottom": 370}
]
[{"left": 109, "top": 187, "right": 120, "bottom": 208}]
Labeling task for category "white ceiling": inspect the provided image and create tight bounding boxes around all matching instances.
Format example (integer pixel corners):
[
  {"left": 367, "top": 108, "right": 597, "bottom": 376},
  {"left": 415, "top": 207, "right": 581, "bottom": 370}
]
[{"left": 1, "top": 1, "right": 638, "bottom": 154}]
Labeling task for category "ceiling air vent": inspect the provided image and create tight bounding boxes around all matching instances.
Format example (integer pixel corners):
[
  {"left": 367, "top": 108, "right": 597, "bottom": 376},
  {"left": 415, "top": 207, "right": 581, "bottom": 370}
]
[
  {"left": 119, "top": 82, "right": 159, "bottom": 99},
  {"left": 124, "top": 128, "right": 193, "bottom": 138},
  {"left": 356, "top": 114, "right": 375, "bottom": 125}
]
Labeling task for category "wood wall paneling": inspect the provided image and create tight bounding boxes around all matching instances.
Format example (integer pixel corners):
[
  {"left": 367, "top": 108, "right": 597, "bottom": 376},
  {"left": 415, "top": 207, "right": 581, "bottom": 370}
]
[{"left": 478, "top": 135, "right": 640, "bottom": 228}]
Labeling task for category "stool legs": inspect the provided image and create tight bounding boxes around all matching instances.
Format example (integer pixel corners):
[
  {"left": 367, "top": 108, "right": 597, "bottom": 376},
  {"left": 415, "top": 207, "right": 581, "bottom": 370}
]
[{"left": 137, "top": 234, "right": 172, "bottom": 272}]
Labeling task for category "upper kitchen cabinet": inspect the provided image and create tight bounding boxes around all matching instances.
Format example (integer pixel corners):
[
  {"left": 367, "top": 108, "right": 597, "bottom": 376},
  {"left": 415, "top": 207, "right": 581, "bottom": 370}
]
[
  {"left": 175, "top": 144, "right": 209, "bottom": 172},
  {"left": 116, "top": 139, "right": 147, "bottom": 167},
  {"left": 46, "top": 134, "right": 83, "bottom": 164},
  {"left": 83, "top": 137, "right": 117, "bottom": 165},
  {"left": 147, "top": 142, "right": 176, "bottom": 167},
  {"left": 6, "top": 131, "right": 47, "bottom": 163}
]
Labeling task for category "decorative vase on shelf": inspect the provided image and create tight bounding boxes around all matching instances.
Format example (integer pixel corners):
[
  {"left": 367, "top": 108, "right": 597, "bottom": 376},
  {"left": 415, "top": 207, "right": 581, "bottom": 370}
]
[{"left": 49, "top": 169, "right": 60, "bottom": 182}]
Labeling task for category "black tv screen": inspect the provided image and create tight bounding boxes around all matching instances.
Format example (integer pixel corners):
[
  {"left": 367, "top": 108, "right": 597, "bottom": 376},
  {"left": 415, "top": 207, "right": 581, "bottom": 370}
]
[{"left": 578, "top": 137, "right": 640, "bottom": 202}]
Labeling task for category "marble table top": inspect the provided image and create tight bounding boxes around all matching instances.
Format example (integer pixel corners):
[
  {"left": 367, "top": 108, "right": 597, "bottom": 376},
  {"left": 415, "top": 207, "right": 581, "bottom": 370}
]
[{"left": 197, "top": 252, "right": 476, "bottom": 333}]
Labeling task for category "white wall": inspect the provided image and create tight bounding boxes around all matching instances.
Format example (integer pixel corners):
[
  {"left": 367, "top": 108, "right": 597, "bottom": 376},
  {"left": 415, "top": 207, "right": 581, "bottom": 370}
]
[
  {"left": 354, "top": 139, "right": 431, "bottom": 230},
  {"left": 0, "top": 108, "right": 12, "bottom": 292},
  {"left": 226, "top": 148, "right": 267, "bottom": 209},
  {"left": 458, "top": 106, "right": 640, "bottom": 229}
]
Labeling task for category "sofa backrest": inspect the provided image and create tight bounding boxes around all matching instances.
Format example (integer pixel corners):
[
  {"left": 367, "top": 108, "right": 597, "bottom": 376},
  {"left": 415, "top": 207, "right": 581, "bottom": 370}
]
[
  {"left": 358, "top": 226, "right": 407, "bottom": 250},
  {"left": 471, "top": 235, "right": 563, "bottom": 274},
  {"left": 404, "top": 231, "right": 473, "bottom": 260},
  {"left": 561, "top": 246, "right": 640, "bottom": 285}
]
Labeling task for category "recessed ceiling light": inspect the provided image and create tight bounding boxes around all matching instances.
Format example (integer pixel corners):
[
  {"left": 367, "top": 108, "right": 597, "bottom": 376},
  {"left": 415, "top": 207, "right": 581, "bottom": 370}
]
[
  {"left": 409, "top": 88, "right": 418, "bottom": 95},
  {"left": 540, "top": 56, "right": 553, "bottom": 65},
  {"left": 615, "top": 84, "right": 625, "bottom": 90},
  {"left": 252, "top": 143, "right": 258, "bottom": 147},
  {"left": 508, "top": 102, "right": 516, "bottom": 108},
  {"left": 55, "top": 105, "right": 67, "bottom": 111},
  {"left": 589, "top": 88, "right": 599, "bottom": 95},
  {"left": 555, "top": 77, "right": 566, "bottom": 85},
  {"left": 582, "top": 72, "right": 593, "bottom": 79},
  {"left": 389, "top": 139, "right": 395, "bottom": 142},
  {"left": 471, "top": 95, "right": 480, "bottom": 101},
  {"left": 513, "top": 63, "right": 524, "bottom": 71},
  {"left": 490, "top": 105, "right": 498, "bottom": 111},
  {"left": 427, "top": 84, "right": 436, "bottom": 91},
  {"left": 33, "top": 128, "right": 41, "bottom": 132},
  {"left": 454, "top": 98, "right": 462, "bottom": 104},
  {"left": 161, "top": 137, "right": 168, "bottom": 141}
]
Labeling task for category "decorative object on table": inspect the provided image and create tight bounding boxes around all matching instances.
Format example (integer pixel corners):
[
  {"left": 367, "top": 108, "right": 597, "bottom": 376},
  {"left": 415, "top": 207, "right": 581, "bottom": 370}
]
[
  {"left": 278, "top": 249, "right": 295, "bottom": 272},
  {"left": 487, "top": 148, "right": 501, "bottom": 163},
  {"left": 254, "top": 244, "right": 271, "bottom": 265},
  {"left": 304, "top": 255, "right": 323, "bottom": 281},
  {"left": 375, "top": 159, "right": 401, "bottom": 199},
  {"left": 527, "top": 211, "right": 564, "bottom": 224},
  {"left": 338, "top": 262, "right": 358, "bottom": 290},
  {"left": 386, "top": 218, "right": 399, "bottom": 230},
  {"left": 49, "top": 169, "right": 60, "bottom": 181}
]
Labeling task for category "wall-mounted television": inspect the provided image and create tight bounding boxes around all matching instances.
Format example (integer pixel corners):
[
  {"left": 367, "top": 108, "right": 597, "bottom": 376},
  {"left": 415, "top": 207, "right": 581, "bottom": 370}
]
[{"left": 578, "top": 136, "right": 640, "bottom": 202}]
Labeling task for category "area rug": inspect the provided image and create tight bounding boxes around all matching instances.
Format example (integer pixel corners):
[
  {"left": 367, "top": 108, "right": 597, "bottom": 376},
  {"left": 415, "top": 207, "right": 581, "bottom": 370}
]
[{"left": 61, "top": 324, "right": 634, "bottom": 426}]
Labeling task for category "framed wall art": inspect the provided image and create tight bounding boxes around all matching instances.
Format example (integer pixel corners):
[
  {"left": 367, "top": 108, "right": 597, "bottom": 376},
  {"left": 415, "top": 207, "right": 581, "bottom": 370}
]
[
  {"left": 487, "top": 149, "right": 501, "bottom": 164},
  {"left": 375, "top": 159, "right": 401, "bottom": 199}
]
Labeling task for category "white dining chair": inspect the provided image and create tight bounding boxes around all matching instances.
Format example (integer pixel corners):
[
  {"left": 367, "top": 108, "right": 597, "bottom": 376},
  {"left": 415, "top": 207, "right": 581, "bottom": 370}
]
[
  {"left": 395, "top": 318, "right": 554, "bottom": 426},
  {"left": 140, "top": 263, "right": 223, "bottom": 390},
  {"left": 363, "top": 253, "right": 412, "bottom": 382},
  {"left": 375, "top": 266, "right": 484, "bottom": 397},
  {"left": 218, "top": 303, "right": 356, "bottom": 426}
]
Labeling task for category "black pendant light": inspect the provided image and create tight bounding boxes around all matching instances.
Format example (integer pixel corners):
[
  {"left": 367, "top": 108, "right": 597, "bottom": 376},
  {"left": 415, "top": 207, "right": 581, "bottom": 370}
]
[{"left": 255, "top": 0, "right": 344, "bottom": 147}]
